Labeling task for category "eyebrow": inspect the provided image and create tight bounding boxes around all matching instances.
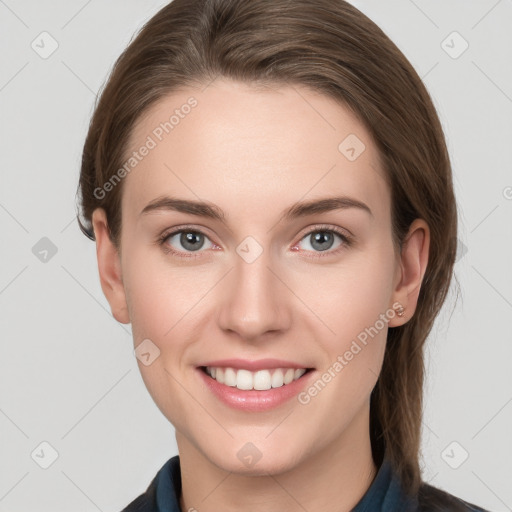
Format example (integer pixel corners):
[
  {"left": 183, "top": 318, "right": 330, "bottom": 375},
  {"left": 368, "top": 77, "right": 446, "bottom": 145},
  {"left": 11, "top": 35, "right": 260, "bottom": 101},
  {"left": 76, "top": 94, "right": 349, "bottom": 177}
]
[{"left": 139, "top": 195, "right": 373, "bottom": 222}]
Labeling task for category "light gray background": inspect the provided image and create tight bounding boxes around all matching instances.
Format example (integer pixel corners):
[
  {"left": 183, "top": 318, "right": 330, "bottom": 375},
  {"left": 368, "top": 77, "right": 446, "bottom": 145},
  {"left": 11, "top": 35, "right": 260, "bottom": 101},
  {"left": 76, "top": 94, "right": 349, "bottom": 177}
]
[{"left": 0, "top": 1, "right": 511, "bottom": 511}]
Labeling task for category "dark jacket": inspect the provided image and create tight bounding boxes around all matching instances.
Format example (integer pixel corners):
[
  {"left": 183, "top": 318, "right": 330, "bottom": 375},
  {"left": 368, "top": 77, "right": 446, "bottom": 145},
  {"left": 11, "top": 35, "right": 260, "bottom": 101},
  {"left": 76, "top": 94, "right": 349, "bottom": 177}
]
[{"left": 120, "top": 455, "right": 491, "bottom": 511}]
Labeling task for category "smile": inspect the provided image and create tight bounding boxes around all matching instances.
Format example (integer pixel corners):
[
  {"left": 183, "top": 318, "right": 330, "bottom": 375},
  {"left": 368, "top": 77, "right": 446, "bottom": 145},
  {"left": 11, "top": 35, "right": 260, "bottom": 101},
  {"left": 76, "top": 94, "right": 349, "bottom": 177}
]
[{"left": 202, "top": 366, "right": 310, "bottom": 391}]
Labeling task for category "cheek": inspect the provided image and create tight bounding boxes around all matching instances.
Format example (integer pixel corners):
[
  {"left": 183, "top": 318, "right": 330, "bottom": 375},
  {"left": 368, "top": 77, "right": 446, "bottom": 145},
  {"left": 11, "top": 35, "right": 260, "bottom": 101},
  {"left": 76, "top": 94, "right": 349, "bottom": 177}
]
[
  {"left": 293, "top": 248, "right": 395, "bottom": 389},
  {"left": 123, "top": 246, "right": 210, "bottom": 338},
  {"left": 295, "top": 248, "right": 395, "bottom": 337},
  {"left": 294, "top": 259, "right": 393, "bottom": 436},
  {"left": 122, "top": 249, "right": 218, "bottom": 399},
  {"left": 122, "top": 251, "right": 206, "bottom": 424}
]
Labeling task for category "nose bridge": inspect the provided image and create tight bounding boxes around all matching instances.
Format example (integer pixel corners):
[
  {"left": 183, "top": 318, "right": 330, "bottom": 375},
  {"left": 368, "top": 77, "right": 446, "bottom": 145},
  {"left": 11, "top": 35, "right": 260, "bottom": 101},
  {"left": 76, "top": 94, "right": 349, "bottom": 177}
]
[{"left": 216, "top": 239, "right": 290, "bottom": 340}]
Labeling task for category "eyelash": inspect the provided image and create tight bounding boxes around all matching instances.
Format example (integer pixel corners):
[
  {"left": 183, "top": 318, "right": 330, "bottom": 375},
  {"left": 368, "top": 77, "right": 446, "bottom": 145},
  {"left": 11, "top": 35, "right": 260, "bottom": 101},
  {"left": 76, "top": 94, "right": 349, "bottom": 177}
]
[{"left": 156, "top": 224, "right": 353, "bottom": 260}]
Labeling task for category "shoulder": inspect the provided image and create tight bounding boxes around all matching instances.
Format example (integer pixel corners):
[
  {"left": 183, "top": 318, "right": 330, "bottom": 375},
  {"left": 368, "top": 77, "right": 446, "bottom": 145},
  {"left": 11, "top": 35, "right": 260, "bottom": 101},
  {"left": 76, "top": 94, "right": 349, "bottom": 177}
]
[
  {"left": 118, "top": 455, "right": 181, "bottom": 512},
  {"left": 119, "top": 456, "right": 179, "bottom": 512},
  {"left": 417, "top": 481, "right": 492, "bottom": 512},
  {"left": 119, "top": 477, "right": 158, "bottom": 512}
]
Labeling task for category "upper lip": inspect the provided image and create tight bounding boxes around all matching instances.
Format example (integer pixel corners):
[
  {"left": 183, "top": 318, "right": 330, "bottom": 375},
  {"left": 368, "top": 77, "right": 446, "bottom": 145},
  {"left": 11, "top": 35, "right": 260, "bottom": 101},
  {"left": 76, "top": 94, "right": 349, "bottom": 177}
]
[{"left": 199, "top": 358, "right": 313, "bottom": 372}]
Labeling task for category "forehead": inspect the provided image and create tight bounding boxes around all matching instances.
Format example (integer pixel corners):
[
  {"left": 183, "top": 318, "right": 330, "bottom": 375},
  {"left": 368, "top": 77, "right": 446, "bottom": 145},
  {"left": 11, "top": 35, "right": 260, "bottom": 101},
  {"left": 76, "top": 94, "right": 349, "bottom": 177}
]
[{"left": 122, "top": 78, "right": 388, "bottom": 225}]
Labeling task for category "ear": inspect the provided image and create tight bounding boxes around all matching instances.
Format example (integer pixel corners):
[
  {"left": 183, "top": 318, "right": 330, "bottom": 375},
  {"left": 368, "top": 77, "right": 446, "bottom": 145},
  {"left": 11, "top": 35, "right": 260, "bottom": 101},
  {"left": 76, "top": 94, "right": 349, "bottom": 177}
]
[
  {"left": 388, "top": 218, "right": 430, "bottom": 327},
  {"left": 91, "top": 208, "right": 130, "bottom": 324}
]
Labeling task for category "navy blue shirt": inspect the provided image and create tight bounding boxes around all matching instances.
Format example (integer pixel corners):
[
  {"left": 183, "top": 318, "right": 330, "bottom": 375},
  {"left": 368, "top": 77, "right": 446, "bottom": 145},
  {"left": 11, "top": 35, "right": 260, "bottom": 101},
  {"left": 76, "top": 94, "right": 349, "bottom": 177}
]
[{"left": 121, "top": 455, "right": 490, "bottom": 511}]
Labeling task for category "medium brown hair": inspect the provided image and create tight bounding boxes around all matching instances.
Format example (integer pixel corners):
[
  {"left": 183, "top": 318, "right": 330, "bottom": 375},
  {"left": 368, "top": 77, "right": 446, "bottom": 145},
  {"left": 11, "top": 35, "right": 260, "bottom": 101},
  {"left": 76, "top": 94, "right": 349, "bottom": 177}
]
[{"left": 77, "top": 0, "right": 458, "bottom": 495}]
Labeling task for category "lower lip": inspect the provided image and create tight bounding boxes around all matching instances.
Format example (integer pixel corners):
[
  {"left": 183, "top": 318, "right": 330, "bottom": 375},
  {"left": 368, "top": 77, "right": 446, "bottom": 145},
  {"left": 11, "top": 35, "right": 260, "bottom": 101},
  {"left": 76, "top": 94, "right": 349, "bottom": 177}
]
[{"left": 197, "top": 367, "right": 315, "bottom": 412}]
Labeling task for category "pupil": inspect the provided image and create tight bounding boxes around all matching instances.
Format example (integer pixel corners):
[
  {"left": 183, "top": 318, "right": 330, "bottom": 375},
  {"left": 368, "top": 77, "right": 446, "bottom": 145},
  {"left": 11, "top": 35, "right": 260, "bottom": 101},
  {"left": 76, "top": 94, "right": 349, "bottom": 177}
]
[
  {"left": 312, "top": 232, "right": 333, "bottom": 251},
  {"left": 182, "top": 232, "right": 203, "bottom": 251}
]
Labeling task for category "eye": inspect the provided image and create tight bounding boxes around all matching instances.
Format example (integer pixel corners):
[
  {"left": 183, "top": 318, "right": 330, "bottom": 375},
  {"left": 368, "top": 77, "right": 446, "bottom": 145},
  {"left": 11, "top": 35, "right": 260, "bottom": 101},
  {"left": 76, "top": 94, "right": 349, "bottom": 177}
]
[
  {"left": 158, "top": 227, "right": 216, "bottom": 257},
  {"left": 157, "top": 224, "right": 352, "bottom": 259},
  {"left": 293, "top": 225, "right": 352, "bottom": 256}
]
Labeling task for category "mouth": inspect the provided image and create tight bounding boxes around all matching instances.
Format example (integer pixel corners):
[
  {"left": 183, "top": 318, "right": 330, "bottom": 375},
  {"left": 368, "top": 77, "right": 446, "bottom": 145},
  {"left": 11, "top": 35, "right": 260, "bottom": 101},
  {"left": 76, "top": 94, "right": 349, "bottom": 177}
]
[{"left": 198, "top": 365, "right": 315, "bottom": 391}]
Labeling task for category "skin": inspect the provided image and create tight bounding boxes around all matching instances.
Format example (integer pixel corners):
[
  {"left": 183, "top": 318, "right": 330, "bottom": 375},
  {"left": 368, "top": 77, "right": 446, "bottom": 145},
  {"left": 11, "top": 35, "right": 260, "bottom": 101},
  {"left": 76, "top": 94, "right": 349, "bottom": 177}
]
[{"left": 92, "top": 78, "right": 429, "bottom": 512}]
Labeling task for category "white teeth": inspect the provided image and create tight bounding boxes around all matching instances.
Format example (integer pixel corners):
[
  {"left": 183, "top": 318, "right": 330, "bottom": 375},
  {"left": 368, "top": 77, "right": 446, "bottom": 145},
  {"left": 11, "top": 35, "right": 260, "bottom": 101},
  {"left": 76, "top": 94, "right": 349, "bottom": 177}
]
[
  {"left": 204, "top": 366, "right": 309, "bottom": 390},
  {"left": 237, "top": 369, "right": 253, "bottom": 390},
  {"left": 271, "top": 369, "right": 284, "bottom": 388},
  {"left": 254, "top": 370, "right": 272, "bottom": 390},
  {"left": 294, "top": 368, "right": 306, "bottom": 380},
  {"left": 284, "top": 368, "right": 295, "bottom": 385},
  {"left": 224, "top": 368, "right": 237, "bottom": 387}
]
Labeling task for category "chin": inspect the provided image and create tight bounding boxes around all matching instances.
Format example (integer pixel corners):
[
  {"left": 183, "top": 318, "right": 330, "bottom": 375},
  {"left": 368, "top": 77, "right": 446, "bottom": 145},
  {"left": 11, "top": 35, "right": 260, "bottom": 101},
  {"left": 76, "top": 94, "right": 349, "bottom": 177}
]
[{"left": 206, "top": 441, "right": 307, "bottom": 477}]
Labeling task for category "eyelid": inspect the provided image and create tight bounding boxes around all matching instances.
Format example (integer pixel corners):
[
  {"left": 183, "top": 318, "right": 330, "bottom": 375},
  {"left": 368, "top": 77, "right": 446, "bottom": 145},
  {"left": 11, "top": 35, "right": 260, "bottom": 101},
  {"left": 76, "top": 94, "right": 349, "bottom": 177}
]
[
  {"left": 294, "top": 223, "right": 353, "bottom": 244},
  {"left": 158, "top": 223, "right": 216, "bottom": 241},
  {"left": 290, "top": 223, "right": 353, "bottom": 257},
  {"left": 157, "top": 224, "right": 219, "bottom": 257},
  {"left": 157, "top": 223, "right": 353, "bottom": 257}
]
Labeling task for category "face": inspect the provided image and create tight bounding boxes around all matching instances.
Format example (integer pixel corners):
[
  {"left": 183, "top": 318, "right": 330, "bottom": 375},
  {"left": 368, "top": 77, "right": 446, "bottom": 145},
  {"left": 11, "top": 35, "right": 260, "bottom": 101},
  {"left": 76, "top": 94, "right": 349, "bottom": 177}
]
[{"left": 94, "top": 78, "right": 416, "bottom": 475}]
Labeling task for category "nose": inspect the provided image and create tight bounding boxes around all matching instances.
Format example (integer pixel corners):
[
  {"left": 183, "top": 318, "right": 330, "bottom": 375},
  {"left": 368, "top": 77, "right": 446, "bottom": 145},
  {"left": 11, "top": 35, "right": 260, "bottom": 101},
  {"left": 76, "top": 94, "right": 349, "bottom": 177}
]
[{"left": 216, "top": 247, "right": 292, "bottom": 342}]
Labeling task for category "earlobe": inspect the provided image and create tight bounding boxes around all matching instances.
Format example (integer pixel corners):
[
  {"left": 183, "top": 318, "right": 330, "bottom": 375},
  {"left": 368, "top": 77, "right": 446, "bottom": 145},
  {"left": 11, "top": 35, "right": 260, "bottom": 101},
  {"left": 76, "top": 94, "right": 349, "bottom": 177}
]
[
  {"left": 91, "top": 208, "right": 131, "bottom": 324},
  {"left": 388, "top": 219, "right": 430, "bottom": 327}
]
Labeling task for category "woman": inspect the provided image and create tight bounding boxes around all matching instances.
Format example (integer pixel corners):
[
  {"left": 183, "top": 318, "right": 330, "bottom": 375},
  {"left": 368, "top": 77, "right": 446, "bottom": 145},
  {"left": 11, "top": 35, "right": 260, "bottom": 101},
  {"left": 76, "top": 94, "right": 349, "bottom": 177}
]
[{"left": 76, "top": 0, "right": 491, "bottom": 510}]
